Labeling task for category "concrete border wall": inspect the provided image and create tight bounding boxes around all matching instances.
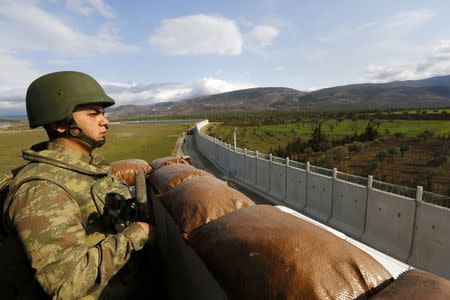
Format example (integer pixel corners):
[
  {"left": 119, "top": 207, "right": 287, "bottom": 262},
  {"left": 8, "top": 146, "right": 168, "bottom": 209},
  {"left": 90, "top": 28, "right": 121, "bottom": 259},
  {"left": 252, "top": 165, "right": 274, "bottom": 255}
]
[
  {"left": 304, "top": 172, "right": 333, "bottom": 223},
  {"left": 408, "top": 202, "right": 450, "bottom": 278},
  {"left": 329, "top": 180, "right": 367, "bottom": 239},
  {"left": 285, "top": 166, "right": 307, "bottom": 211},
  {"left": 269, "top": 162, "right": 286, "bottom": 201},
  {"left": 244, "top": 155, "right": 257, "bottom": 185},
  {"left": 255, "top": 158, "right": 270, "bottom": 192},
  {"left": 362, "top": 189, "right": 416, "bottom": 261},
  {"left": 193, "top": 123, "right": 450, "bottom": 279}
]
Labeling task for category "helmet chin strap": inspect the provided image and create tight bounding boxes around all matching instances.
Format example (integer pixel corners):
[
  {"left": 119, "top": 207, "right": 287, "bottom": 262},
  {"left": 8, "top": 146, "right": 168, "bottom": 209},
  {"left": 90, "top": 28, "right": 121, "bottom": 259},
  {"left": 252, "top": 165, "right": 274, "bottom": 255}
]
[{"left": 64, "top": 117, "right": 106, "bottom": 149}]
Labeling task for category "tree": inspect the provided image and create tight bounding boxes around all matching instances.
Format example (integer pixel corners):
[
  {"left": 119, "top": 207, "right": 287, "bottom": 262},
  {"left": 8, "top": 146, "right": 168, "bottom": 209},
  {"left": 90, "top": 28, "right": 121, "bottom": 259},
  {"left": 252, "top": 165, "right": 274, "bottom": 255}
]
[
  {"left": 310, "top": 123, "right": 329, "bottom": 152},
  {"left": 359, "top": 120, "right": 379, "bottom": 141}
]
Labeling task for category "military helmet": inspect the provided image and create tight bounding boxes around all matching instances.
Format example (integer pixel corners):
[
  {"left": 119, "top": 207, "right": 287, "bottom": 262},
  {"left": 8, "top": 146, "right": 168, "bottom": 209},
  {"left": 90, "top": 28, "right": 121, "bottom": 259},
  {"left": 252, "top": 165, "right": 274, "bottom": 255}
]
[{"left": 26, "top": 71, "right": 115, "bottom": 128}]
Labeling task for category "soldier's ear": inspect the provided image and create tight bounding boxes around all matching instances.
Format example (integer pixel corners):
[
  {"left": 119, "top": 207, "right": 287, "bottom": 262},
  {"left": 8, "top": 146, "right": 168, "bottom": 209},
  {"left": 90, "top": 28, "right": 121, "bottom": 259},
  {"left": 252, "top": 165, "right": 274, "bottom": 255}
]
[
  {"left": 44, "top": 122, "right": 67, "bottom": 139},
  {"left": 55, "top": 125, "right": 66, "bottom": 134}
]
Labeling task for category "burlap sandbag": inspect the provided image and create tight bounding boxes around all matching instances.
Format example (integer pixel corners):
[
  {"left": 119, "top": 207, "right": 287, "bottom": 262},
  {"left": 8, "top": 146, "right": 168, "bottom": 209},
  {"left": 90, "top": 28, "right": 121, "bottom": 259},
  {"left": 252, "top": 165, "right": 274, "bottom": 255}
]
[
  {"left": 150, "top": 156, "right": 190, "bottom": 171},
  {"left": 371, "top": 269, "right": 450, "bottom": 299},
  {"left": 111, "top": 159, "right": 152, "bottom": 186},
  {"left": 189, "top": 205, "right": 393, "bottom": 300},
  {"left": 148, "top": 164, "right": 213, "bottom": 193},
  {"left": 158, "top": 176, "right": 255, "bottom": 240}
]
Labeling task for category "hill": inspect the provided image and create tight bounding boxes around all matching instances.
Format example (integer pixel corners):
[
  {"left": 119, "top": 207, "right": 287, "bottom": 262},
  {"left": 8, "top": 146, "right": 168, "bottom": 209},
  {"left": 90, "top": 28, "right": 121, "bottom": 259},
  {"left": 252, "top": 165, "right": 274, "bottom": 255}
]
[{"left": 108, "top": 75, "right": 450, "bottom": 119}]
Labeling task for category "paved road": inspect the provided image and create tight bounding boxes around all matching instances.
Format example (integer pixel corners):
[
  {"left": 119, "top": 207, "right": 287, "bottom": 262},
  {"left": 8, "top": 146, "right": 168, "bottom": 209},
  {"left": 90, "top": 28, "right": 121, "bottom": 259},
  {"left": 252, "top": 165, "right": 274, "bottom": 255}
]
[{"left": 181, "top": 134, "right": 273, "bottom": 205}]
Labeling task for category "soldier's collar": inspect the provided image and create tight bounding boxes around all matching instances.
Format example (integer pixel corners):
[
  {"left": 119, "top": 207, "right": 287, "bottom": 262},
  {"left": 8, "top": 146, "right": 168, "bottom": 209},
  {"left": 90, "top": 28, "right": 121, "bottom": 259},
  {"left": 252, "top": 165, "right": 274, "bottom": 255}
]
[{"left": 22, "top": 141, "right": 110, "bottom": 175}]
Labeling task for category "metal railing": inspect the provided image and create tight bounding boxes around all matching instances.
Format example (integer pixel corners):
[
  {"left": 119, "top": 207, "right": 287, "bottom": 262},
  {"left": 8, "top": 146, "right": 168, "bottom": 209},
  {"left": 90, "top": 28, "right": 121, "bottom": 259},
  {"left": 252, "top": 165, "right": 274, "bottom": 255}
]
[
  {"left": 257, "top": 152, "right": 271, "bottom": 160},
  {"left": 336, "top": 171, "right": 369, "bottom": 187},
  {"left": 289, "top": 160, "right": 307, "bottom": 170},
  {"left": 309, "top": 165, "right": 334, "bottom": 177},
  {"left": 372, "top": 180, "right": 417, "bottom": 199},
  {"left": 272, "top": 156, "right": 286, "bottom": 165},
  {"left": 422, "top": 191, "right": 450, "bottom": 208}
]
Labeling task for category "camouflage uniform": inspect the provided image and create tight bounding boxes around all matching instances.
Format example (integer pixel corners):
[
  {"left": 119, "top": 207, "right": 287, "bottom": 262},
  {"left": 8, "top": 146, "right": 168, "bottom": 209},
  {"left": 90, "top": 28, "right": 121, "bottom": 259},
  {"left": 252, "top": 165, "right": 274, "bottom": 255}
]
[{"left": 2, "top": 142, "right": 149, "bottom": 299}]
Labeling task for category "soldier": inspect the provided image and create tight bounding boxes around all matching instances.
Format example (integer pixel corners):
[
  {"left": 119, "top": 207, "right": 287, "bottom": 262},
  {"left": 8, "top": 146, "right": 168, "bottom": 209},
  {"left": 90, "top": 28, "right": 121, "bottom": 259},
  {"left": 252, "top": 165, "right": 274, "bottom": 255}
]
[{"left": 1, "top": 71, "right": 153, "bottom": 299}]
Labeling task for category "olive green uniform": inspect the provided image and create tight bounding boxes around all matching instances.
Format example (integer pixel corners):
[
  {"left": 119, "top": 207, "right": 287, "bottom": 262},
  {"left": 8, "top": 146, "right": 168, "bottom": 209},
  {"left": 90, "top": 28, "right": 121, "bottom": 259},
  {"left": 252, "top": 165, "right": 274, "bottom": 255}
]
[{"left": 2, "top": 142, "right": 148, "bottom": 299}]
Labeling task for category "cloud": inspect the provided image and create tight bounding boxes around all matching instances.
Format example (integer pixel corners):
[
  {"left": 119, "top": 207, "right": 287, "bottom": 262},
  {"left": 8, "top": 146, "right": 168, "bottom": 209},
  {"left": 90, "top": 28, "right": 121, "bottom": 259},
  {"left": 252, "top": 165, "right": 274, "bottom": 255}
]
[
  {"left": 0, "top": 76, "right": 257, "bottom": 114},
  {"left": 0, "top": 1, "right": 136, "bottom": 54},
  {"left": 0, "top": 49, "right": 40, "bottom": 89},
  {"left": 149, "top": 14, "right": 243, "bottom": 56},
  {"left": 246, "top": 25, "right": 279, "bottom": 48},
  {"left": 65, "top": 0, "right": 114, "bottom": 18},
  {"left": 366, "top": 40, "right": 450, "bottom": 82},
  {"left": 319, "top": 9, "right": 434, "bottom": 44},
  {"left": 102, "top": 78, "right": 257, "bottom": 106}
]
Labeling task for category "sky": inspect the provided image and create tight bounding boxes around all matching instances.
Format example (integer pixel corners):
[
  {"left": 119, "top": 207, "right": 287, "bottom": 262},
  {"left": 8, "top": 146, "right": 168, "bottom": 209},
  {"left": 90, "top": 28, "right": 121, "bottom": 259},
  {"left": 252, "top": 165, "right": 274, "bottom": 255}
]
[{"left": 1, "top": 0, "right": 450, "bottom": 115}]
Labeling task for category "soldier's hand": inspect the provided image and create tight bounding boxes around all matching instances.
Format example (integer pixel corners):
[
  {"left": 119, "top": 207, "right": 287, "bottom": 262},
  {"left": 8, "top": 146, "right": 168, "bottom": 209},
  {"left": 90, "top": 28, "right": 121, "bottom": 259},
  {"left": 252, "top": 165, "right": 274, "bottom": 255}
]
[{"left": 137, "top": 222, "right": 155, "bottom": 245}]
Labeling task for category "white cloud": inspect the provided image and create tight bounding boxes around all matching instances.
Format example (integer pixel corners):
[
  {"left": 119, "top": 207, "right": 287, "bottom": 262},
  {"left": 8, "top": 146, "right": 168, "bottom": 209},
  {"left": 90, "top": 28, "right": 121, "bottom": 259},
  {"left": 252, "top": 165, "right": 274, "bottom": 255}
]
[
  {"left": 246, "top": 25, "right": 279, "bottom": 48},
  {"left": 0, "top": 49, "right": 40, "bottom": 89},
  {"left": 149, "top": 14, "right": 242, "bottom": 56},
  {"left": 66, "top": 0, "right": 114, "bottom": 18},
  {"left": 366, "top": 40, "right": 450, "bottom": 82},
  {"left": 0, "top": 1, "right": 136, "bottom": 54},
  {"left": 102, "top": 78, "right": 257, "bottom": 106},
  {"left": 319, "top": 9, "right": 435, "bottom": 44}
]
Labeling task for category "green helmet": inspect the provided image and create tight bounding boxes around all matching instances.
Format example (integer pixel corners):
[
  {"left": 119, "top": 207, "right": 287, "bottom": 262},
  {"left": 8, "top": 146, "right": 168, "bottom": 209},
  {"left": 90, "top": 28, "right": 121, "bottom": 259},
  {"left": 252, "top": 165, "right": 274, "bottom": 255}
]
[{"left": 26, "top": 71, "right": 115, "bottom": 128}]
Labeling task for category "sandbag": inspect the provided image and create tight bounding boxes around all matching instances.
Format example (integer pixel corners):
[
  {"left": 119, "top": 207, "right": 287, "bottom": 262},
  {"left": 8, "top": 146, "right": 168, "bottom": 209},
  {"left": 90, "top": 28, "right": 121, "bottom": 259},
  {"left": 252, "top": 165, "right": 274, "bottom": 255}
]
[
  {"left": 158, "top": 176, "right": 255, "bottom": 239},
  {"left": 189, "top": 205, "right": 393, "bottom": 300},
  {"left": 148, "top": 164, "right": 213, "bottom": 193},
  {"left": 371, "top": 269, "right": 450, "bottom": 299},
  {"left": 111, "top": 159, "right": 152, "bottom": 186},
  {"left": 150, "top": 156, "right": 190, "bottom": 171}
]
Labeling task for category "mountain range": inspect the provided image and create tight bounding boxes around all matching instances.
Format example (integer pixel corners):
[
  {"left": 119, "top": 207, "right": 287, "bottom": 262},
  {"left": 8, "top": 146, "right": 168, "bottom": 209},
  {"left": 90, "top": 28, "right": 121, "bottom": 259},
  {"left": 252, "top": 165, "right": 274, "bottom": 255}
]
[{"left": 108, "top": 75, "right": 450, "bottom": 119}]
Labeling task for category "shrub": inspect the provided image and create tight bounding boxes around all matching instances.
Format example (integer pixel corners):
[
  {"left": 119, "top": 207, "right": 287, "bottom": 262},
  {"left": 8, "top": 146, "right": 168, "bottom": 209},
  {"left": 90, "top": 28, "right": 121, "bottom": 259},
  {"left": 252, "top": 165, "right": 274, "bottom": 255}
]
[
  {"left": 366, "top": 158, "right": 380, "bottom": 174},
  {"left": 399, "top": 144, "right": 409, "bottom": 156},
  {"left": 348, "top": 142, "right": 362, "bottom": 153},
  {"left": 388, "top": 148, "right": 400, "bottom": 156},
  {"left": 376, "top": 150, "right": 389, "bottom": 161},
  {"left": 426, "top": 155, "right": 448, "bottom": 167},
  {"left": 331, "top": 146, "right": 346, "bottom": 161},
  {"left": 417, "top": 130, "right": 433, "bottom": 140},
  {"left": 318, "top": 155, "right": 333, "bottom": 168}
]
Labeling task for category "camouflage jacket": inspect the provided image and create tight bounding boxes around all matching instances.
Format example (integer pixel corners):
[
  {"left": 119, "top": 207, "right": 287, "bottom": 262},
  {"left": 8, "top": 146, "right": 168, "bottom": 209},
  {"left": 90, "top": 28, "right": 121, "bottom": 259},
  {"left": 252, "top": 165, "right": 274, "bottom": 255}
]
[{"left": 2, "top": 142, "right": 148, "bottom": 299}]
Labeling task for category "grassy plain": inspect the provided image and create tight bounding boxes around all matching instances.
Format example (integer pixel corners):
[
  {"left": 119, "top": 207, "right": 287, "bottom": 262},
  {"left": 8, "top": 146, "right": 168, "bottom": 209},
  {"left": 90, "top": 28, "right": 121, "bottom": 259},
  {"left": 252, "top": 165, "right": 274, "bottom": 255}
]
[
  {"left": 206, "top": 119, "right": 450, "bottom": 153},
  {"left": 0, "top": 123, "right": 187, "bottom": 174}
]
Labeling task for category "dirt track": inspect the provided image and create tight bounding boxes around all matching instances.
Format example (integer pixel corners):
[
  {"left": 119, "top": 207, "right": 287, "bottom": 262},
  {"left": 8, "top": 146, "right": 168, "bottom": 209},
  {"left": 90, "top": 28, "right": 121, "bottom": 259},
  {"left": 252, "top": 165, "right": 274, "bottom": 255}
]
[{"left": 181, "top": 134, "right": 273, "bottom": 205}]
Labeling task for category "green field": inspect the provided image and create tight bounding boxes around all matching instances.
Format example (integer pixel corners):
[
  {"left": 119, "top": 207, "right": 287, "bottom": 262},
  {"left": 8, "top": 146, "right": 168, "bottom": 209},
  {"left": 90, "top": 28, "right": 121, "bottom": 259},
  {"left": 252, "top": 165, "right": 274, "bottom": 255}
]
[
  {"left": 206, "top": 119, "right": 450, "bottom": 153},
  {"left": 0, "top": 123, "right": 187, "bottom": 174},
  {"left": 386, "top": 108, "right": 450, "bottom": 115}
]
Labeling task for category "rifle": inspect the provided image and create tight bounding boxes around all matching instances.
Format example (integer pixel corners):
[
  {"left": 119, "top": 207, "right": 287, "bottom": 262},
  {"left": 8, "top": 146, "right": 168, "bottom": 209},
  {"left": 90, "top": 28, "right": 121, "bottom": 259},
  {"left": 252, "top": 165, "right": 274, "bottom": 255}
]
[{"left": 104, "top": 172, "right": 150, "bottom": 231}]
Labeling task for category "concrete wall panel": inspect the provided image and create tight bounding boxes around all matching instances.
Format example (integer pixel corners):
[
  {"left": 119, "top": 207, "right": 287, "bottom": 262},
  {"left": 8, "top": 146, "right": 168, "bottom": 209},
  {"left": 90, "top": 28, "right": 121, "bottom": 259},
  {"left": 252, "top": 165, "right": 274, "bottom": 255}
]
[
  {"left": 244, "top": 156, "right": 257, "bottom": 185},
  {"left": 235, "top": 153, "right": 246, "bottom": 180},
  {"left": 255, "top": 159, "right": 270, "bottom": 192},
  {"left": 304, "top": 173, "right": 333, "bottom": 223},
  {"left": 408, "top": 202, "right": 450, "bottom": 279},
  {"left": 217, "top": 145, "right": 227, "bottom": 169},
  {"left": 284, "top": 166, "right": 307, "bottom": 211},
  {"left": 329, "top": 180, "right": 367, "bottom": 239},
  {"left": 362, "top": 189, "right": 416, "bottom": 261},
  {"left": 269, "top": 162, "right": 286, "bottom": 201}
]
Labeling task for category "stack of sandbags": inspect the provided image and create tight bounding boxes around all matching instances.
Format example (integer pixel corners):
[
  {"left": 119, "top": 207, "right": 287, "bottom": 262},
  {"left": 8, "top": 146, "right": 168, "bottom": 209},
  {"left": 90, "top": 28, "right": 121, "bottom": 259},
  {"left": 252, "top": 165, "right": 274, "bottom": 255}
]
[
  {"left": 150, "top": 156, "right": 190, "bottom": 171},
  {"left": 111, "top": 159, "right": 152, "bottom": 186},
  {"left": 149, "top": 164, "right": 214, "bottom": 193},
  {"left": 371, "top": 269, "right": 450, "bottom": 299},
  {"left": 158, "top": 176, "right": 255, "bottom": 239},
  {"left": 149, "top": 157, "right": 255, "bottom": 238},
  {"left": 188, "top": 205, "right": 394, "bottom": 299}
]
